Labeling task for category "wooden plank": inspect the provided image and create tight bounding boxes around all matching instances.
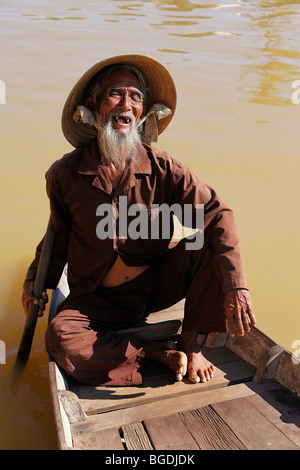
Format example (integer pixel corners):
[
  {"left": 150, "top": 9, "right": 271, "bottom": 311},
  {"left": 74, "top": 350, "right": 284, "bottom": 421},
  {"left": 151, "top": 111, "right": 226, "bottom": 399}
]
[
  {"left": 71, "top": 348, "right": 255, "bottom": 415},
  {"left": 121, "top": 422, "right": 154, "bottom": 450},
  {"left": 116, "top": 300, "right": 184, "bottom": 341},
  {"left": 48, "top": 359, "right": 71, "bottom": 450},
  {"left": 73, "top": 360, "right": 254, "bottom": 415},
  {"left": 143, "top": 414, "right": 199, "bottom": 450},
  {"left": 72, "top": 427, "right": 124, "bottom": 450},
  {"left": 212, "top": 396, "right": 299, "bottom": 450},
  {"left": 117, "top": 319, "right": 182, "bottom": 341},
  {"left": 226, "top": 325, "right": 300, "bottom": 397},
  {"left": 226, "top": 326, "right": 276, "bottom": 368},
  {"left": 245, "top": 387, "right": 300, "bottom": 448},
  {"left": 253, "top": 345, "right": 283, "bottom": 382},
  {"left": 58, "top": 391, "right": 87, "bottom": 423},
  {"left": 178, "top": 407, "right": 246, "bottom": 450},
  {"left": 275, "top": 350, "right": 300, "bottom": 397},
  {"left": 139, "top": 300, "right": 185, "bottom": 324},
  {"left": 71, "top": 381, "right": 280, "bottom": 436}
]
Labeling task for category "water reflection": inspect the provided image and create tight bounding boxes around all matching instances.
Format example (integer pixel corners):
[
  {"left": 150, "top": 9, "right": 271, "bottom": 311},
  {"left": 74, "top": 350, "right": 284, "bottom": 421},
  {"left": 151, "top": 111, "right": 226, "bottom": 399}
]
[
  {"left": 248, "top": 0, "right": 300, "bottom": 7},
  {"left": 150, "top": 19, "right": 199, "bottom": 26},
  {"left": 154, "top": 0, "right": 219, "bottom": 11},
  {"left": 239, "top": 2, "right": 300, "bottom": 105},
  {"left": 112, "top": 0, "right": 228, "bottom": 13},
  {"left": 21, "top": 12, "right": 86, "bottom": 21},
  {"left": 1, "top": 0, "right": 300, "bottom": 451},
  {"left": 169, "top": 30, "right": 233, "bottom": 36}
]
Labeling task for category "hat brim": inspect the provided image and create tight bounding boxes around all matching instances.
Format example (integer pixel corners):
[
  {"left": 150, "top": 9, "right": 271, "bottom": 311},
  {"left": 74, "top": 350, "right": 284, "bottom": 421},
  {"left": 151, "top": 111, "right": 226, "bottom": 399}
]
[{"left": 61, "top": 54, "right": 177, "bottom": 148}]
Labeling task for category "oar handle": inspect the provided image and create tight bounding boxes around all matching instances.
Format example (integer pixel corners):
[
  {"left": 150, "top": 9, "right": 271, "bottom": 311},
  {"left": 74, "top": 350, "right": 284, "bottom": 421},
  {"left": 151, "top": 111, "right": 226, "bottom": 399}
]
[{"left": 18, "top": 217, "right": 55, "bottom": 357}]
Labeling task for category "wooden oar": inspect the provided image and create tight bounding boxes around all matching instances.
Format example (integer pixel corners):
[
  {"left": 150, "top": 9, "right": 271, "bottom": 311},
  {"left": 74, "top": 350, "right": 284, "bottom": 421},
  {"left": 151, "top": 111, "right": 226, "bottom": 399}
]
[{"left": 11, "top": 217, "right": 55, "bottom": 382}]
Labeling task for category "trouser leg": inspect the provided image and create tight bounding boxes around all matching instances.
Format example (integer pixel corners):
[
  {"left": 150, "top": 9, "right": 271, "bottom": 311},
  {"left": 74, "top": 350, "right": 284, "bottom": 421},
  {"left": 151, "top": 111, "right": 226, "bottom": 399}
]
[
  {"left": 46, "top": 236, "right": 226, "bottom": 386},
  {"left": 146, "top": 237, "right": 226, "bottom": 333},
  {"left": 45, "top": 309, "right": 147, "bottom": 386},
  {"left": 46, "top": 266, "right": 159, "bottom": 386}
]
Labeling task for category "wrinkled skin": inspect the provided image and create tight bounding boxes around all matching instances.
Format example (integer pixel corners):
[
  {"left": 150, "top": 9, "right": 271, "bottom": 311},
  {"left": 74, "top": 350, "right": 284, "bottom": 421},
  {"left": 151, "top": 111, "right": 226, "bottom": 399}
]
[
  {"left": 224, "top": 288, "right": 256, "bottom": 338},
  {"left": 22, "top": 280, "right": 48, "bottom": 317}
]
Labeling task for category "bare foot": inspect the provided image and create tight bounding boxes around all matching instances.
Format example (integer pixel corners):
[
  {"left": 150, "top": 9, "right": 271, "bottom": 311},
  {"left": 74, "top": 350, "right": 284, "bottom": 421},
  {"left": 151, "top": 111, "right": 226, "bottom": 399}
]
[
  {"left": 185, "top": 350, "right": 215, "bottom": 383},
  {"left": 179, "top": 331, "right": 215, "bottom": 383},
  {"left": 148, "top": 340, "right": 187, "bottom": 381}
]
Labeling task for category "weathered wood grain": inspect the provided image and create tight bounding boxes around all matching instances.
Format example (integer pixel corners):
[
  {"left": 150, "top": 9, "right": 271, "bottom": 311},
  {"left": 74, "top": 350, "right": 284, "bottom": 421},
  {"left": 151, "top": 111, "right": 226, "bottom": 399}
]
[
  {"left": 178, "top": 406, "right": 246, "bottom": 450},
  {"left": 72, "top": 427, "right": 124, "bottom": 450},
  {"left": 143, "top": 414, "right": 199, "bottom": 450},
  {"left": 212, "top": 396, "right": 299, "bottom": 450},
  {"left": 71, "top": 381, "right": 279, "bottom": 436},
  {"left": 121, "top": 422, "right": 153, "bottom": 450}
]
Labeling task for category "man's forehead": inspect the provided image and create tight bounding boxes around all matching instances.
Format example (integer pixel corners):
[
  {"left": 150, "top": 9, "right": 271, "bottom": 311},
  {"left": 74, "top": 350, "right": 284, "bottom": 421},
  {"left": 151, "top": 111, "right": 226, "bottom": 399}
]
[{"left": 102, "top": 69, "right": 142, "bottom": 91}]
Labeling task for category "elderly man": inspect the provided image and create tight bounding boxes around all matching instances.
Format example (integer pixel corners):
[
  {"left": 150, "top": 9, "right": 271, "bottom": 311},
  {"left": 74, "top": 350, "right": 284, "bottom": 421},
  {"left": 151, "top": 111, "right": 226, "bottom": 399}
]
[{"left": 22, "top": 55, "right": 256, "bottom": 386}]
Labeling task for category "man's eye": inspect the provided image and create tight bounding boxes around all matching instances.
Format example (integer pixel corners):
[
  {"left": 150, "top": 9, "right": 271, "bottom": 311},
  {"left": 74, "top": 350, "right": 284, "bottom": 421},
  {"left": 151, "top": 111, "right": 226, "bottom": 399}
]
[
  {"left": 130, "top": 93, "right": 143, "bottom": 103},
  {"left": 109, "top": 91, "right": 121, "bottom": 99}
]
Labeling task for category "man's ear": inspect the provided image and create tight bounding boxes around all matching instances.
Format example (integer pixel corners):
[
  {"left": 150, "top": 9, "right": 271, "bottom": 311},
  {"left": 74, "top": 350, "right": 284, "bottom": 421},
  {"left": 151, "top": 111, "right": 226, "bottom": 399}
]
[{"left": 85, "top": 97, "right": 97, "bottom": 118}]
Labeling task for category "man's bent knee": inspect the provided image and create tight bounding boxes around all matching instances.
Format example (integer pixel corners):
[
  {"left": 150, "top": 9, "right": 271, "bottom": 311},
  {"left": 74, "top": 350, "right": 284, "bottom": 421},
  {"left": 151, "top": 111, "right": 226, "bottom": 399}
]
[{"left": 45, "top": 311, "right": 91, "bottom": 361}]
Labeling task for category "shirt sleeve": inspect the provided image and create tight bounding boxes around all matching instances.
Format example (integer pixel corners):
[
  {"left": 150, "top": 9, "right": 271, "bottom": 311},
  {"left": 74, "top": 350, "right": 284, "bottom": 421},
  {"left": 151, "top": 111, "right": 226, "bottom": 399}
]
[
  {"left": 25, "top": 163, "right": 71, "bottom": 289},
  {"left": 171, "top": 159, "right": 248, "bottom": 293}
]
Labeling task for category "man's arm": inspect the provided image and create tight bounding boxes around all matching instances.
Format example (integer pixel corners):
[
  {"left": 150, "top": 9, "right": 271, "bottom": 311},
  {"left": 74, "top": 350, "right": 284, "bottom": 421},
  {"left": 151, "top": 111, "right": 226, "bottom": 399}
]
[
  {"left": 172, "top": 159, "right": 256, "bottom": 349},
  {"left": 22, "top": 165, "right": 71, "bottom": 316},
  {"left": 170, "top": 159, "right": 248, "bottom": 293}
]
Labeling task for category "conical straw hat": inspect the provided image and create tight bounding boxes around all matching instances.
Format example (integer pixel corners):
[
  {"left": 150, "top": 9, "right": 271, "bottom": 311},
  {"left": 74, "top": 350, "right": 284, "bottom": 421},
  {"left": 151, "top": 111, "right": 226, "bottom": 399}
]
[{"left": 61, "top": 54, "right": 177, "bottom": 148}]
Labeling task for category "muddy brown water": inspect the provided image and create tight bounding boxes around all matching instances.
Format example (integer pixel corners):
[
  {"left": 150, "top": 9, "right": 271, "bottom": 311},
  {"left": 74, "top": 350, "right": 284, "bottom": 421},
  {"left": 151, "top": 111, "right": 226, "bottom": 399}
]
[{"left": 0, "top": 0, "right": 299, "bottom": 449}]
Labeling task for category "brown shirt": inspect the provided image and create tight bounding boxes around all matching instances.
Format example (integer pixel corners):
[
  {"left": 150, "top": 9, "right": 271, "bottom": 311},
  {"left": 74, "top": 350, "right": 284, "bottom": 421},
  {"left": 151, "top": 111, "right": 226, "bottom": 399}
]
[{"left": 26, "top": 138, "right": 248, "bottom": 298}]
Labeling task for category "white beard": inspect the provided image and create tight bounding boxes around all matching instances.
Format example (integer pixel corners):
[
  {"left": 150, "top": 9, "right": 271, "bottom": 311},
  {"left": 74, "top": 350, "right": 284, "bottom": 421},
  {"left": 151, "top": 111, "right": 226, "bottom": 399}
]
[{"left": 97, "top": 114, "right": 143, "bottom": 170}]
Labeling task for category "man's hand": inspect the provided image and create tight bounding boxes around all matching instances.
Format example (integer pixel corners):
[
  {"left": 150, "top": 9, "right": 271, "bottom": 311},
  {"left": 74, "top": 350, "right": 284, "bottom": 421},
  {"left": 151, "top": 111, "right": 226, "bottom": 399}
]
[
  {"left": 22, "top": 280, "right": 48, "bottom": 317},
  {"left": 224, "top": 288, "right": 256, "bottom": 337}
]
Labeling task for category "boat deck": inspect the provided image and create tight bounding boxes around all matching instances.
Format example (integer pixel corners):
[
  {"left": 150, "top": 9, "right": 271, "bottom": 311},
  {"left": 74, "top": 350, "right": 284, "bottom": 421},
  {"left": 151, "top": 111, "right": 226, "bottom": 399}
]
[{"left": 49, "top": 299, "right": 300, "bottom": 451}]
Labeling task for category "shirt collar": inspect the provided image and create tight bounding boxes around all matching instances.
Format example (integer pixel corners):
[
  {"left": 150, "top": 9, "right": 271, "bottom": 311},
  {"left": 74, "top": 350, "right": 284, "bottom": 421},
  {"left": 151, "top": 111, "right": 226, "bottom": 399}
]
[
  {"left": 78, "top": 137, "right": 152, "bottom": 196},
  {"left": 78, "top": 137, "right": 151, "bottom": 176}
]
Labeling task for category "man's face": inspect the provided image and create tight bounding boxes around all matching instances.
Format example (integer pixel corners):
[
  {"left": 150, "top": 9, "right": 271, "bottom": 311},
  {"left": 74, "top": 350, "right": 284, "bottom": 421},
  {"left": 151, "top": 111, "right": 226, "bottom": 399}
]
[{"left": 98, "top": 69, "right": 145, "bottom": 136}]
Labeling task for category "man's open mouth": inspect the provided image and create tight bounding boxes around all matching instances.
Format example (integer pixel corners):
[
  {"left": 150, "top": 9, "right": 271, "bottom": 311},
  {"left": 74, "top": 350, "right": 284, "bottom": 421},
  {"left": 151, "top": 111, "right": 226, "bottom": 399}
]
[{"left": 113, "top": 115, "right": 132, "bottom": 124}]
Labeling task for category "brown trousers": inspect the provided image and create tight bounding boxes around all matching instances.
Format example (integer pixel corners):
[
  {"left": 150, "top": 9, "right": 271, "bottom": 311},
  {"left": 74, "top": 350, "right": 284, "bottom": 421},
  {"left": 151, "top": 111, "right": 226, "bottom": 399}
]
[{"left": 45, "top": 238, "right": 226, "bottom": 386}]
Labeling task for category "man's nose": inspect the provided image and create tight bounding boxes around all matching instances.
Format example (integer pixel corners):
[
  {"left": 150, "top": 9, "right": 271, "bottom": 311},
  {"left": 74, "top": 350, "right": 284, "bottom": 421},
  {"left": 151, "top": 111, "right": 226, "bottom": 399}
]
[{"left": 119, "top": 91, "right": 132, "bottom": 110}]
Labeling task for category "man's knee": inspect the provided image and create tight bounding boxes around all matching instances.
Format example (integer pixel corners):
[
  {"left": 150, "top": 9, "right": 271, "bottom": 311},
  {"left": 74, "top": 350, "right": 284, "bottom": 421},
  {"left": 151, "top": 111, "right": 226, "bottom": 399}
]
[
  {"left": 46, "top": 314, "right": 68, "bottom": 341},
  {"left": 45, "top": 311, "right": 86, "bottom": 354}
]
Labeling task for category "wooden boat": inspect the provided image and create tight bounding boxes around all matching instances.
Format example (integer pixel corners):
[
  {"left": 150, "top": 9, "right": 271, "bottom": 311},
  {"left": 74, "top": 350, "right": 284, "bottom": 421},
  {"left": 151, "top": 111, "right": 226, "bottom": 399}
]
[{"left": 48, "top": 270, "right": 300, "bottom": 451}]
